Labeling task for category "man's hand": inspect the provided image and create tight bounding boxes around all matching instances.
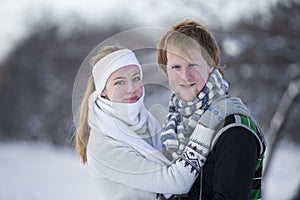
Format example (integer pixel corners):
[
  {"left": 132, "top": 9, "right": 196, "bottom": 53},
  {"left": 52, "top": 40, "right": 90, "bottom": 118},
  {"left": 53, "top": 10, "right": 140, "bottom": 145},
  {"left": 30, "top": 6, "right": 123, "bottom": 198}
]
[{"left": 199, "top": 96, "right": 251, "bottom": 130}]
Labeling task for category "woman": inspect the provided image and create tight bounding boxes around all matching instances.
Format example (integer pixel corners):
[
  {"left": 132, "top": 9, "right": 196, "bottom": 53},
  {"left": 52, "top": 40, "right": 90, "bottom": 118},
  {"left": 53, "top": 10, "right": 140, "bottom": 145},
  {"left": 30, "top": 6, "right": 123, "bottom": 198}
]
[{"left": 74, "top": 46, "right": 217, "bottom": 199}]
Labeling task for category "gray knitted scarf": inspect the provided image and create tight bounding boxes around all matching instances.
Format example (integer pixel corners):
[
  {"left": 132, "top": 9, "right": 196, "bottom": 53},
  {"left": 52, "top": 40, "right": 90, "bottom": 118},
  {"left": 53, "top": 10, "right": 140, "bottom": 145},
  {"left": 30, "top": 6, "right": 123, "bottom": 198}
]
[{"left": 160, "top": 69, "right": 229, "bottom": 160}]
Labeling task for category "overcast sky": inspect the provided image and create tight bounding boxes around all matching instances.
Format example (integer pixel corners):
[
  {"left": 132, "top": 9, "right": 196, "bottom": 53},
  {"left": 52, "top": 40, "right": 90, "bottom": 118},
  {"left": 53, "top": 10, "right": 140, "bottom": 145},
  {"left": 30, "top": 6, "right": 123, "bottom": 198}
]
[{"left": 0, "top": 0, "right": 284, "bottom": 63}]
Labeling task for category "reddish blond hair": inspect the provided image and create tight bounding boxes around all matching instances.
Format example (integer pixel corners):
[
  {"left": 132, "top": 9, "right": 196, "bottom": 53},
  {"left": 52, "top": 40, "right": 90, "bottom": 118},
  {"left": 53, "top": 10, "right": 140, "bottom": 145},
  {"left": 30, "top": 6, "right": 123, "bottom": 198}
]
[{"left": 157, "top": 19, "right": 220, "bottom": 74}]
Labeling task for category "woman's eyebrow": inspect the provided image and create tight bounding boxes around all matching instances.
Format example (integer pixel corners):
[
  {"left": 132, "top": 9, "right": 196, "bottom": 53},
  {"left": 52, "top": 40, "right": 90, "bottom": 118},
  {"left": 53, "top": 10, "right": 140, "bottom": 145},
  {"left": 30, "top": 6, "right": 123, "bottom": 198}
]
[
  {"left": 112, "top": 72, "right": 140, "bottom": 81},
  {"left": 112, "top": 76, "right": 125, "bottom": 81},
  {"left": 132, "top": 72, "right": 141, "bottom": 76}
]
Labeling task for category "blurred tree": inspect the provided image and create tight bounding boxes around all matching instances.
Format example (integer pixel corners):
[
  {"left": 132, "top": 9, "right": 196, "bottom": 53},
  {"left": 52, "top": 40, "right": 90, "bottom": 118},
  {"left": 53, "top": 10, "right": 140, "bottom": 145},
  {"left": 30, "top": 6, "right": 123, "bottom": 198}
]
[
  {"left": 222, "top": 1, "right": 300, "bottom": 142},
  {"left": 0, "top": 23, "right": 127, "bottom": 145},
  {"left": 0, "top": 1, "right": 299, "bottom": 147}
]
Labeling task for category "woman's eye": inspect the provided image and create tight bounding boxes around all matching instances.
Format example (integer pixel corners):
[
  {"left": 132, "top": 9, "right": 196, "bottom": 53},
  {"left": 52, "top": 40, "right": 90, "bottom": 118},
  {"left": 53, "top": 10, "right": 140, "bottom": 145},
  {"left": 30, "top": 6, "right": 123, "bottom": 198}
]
[
  {"left": 133, "top": 76, "right": 141, "bottom": 81},
  {"left": 114, "top": 80, "right": 125, "bottom": 85}
]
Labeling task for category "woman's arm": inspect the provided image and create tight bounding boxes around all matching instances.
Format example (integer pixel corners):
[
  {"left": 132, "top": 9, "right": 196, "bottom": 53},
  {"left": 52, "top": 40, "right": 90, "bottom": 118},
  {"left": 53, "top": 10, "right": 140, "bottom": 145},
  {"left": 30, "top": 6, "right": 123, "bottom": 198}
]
[{"left": 87, "top": 125, "right": 214, "bottom": 195}]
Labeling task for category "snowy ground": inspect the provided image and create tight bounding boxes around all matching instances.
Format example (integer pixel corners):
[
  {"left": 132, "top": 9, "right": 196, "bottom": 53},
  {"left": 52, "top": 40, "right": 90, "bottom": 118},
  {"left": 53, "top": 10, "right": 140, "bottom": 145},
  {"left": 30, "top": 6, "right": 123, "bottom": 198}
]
[
  {"left": 263, "top": 139, "right": 300, "bottom": 200},
  {"left": 0, "top": 140, "right": 299, "bottom": 200},
  {"left": 0, "top": 142, "right": 102, "bottom": 200}
]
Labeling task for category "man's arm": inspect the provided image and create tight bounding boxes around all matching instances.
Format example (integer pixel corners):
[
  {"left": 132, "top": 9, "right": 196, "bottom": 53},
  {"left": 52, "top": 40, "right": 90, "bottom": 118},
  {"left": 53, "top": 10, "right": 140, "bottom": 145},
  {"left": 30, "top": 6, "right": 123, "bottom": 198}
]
[{"left": 212, "top": 126, "right": 259, "bottom": 200}]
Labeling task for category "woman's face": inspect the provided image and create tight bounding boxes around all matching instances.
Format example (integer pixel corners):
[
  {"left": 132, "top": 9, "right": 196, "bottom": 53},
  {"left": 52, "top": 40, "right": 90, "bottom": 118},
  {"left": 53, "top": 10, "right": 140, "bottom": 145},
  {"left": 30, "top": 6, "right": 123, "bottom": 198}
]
[
  {"left": 102, "top": 65, "right": 143, "bottom": 103},
  {"left": 166, "top": 48, "right": 213, "bottom": 102}
]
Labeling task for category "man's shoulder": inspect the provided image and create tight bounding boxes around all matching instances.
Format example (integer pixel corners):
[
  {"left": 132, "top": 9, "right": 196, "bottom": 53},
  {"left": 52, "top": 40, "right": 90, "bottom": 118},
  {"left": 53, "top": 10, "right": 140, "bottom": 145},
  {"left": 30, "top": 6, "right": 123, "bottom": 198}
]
[{"left": 212, "top": 114, "right": 266, "bottom": 154}]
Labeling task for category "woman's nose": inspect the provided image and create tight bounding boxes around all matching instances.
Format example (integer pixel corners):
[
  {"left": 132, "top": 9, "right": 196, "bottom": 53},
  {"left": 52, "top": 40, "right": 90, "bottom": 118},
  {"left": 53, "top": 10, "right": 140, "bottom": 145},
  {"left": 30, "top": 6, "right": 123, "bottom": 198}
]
[{"left": 126, "top": 82, "right": 136, "bottom": 93}]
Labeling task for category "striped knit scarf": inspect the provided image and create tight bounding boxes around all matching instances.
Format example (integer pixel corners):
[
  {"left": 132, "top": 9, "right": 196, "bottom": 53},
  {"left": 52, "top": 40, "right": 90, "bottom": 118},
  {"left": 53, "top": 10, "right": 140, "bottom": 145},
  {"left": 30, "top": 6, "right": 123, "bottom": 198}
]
[{"left": 161, "top": 69, "right": 229, "bottom": 160}]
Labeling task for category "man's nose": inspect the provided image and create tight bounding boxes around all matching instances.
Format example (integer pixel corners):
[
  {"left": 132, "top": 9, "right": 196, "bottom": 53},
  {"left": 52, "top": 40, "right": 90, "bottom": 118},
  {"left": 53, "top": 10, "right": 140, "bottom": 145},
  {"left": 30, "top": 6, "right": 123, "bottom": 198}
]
[{"left": 181, "top": 67, "right": 193, "bottom": 80}]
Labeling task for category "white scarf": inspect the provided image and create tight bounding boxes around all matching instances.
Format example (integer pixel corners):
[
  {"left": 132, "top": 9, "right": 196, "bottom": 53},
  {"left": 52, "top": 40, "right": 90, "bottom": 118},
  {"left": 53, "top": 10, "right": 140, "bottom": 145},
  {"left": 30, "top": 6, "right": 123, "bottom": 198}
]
[
  {"left": 89, "top": 48, "right": 170, "bottom": 166},
  {"left": 88, "top": 90, "right": 171, "bottom": 165}
]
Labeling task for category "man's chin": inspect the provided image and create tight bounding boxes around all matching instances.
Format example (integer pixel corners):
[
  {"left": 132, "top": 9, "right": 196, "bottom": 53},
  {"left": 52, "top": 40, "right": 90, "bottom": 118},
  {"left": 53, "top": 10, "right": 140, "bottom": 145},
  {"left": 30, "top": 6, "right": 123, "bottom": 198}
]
[{"left": 177, "top": 92, "right": 197, "bottom": 102}]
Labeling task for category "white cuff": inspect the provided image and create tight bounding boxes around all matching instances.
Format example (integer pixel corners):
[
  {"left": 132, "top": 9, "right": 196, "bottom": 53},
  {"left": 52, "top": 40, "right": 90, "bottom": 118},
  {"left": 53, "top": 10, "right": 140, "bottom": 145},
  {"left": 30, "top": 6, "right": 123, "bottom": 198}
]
[{"left": 190, "top": 124, "right": 215, "bottom": 147}]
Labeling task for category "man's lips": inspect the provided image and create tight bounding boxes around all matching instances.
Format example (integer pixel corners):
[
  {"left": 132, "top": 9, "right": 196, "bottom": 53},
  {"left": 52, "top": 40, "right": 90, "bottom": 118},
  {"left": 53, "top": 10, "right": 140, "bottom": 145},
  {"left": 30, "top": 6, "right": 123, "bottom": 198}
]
[{"left": 179, "top": 83, "right": 196, "bottom": 88}]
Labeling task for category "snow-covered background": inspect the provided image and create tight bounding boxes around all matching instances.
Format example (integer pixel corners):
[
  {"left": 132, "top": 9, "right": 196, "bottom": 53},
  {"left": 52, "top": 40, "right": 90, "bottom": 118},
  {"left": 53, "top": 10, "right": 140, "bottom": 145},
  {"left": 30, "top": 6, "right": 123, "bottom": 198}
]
[
  {"left": 0, "top": 140, "right": 299, "bottom": 200},
  {"left": 1, "top": 0, "right": 300, "bottom": 199},
  {"left": 0, "top": 142, "right": 102, "bottom": 200}
]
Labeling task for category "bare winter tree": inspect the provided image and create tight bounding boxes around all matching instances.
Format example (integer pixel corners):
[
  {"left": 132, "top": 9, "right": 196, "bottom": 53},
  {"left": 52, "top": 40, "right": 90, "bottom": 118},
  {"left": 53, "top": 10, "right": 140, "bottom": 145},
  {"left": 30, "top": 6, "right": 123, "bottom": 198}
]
[{"left": 264, "top": 75, "right": 300, "bottom": 177}]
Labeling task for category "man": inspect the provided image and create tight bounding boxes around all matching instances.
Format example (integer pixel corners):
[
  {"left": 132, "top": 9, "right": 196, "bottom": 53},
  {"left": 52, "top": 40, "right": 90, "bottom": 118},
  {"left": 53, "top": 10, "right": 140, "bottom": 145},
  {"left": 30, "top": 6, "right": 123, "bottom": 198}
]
[{"left": 157, "top": 19, "right": 266, "bottom": 200}]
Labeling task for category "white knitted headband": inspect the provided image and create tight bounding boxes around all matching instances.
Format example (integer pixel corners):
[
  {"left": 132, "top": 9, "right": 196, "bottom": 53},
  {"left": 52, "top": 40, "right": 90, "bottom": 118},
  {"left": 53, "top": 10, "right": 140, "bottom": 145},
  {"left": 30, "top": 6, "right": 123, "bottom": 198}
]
[{"left": 92, "top": 49, "right": 142, "bottom": 95}]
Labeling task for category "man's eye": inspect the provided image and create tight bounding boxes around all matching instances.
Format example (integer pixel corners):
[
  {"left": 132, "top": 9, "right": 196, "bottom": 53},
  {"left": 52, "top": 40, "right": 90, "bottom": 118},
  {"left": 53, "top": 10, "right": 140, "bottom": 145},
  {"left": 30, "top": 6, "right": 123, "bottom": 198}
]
[
  {"left": 172, "top": 65, "right": 181, "bottom": 69},
  {"left": 189, "top": 64, "right": 198, "bottom": 67}
]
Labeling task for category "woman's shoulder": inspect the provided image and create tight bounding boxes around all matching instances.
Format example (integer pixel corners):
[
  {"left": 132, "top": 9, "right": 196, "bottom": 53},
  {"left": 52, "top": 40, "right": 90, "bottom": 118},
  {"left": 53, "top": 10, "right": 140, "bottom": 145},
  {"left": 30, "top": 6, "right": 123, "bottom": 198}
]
[
  {"left": 87, "top": 131, "right": 141, "bottom": 160},
  {"left": 88, "top": 131, "right": 128, "bottom": 150}
]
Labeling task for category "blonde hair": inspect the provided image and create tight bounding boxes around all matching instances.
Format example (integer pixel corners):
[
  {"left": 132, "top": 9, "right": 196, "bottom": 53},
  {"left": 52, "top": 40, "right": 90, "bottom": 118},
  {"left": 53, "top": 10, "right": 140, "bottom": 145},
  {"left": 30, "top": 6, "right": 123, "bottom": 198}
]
[
  {"left": 157, "top": 19, "right": 220, "bottom": 74},
  {"left": 75, "top": 46, "right": 125, "bottom": 164}
]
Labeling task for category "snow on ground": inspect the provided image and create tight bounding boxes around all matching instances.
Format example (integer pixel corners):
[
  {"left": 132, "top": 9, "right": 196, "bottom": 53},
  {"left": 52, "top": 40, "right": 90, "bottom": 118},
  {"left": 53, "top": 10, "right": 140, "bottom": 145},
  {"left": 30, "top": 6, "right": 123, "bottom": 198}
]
[
  {"left": 263, "top": 139, "right": 300, "bottom": 200},
  {"left": 0, "top": 142, "right": 102, "bottom": 200},
  {"left": 0, "top": 139, "right": 299, "bottom": 200}
]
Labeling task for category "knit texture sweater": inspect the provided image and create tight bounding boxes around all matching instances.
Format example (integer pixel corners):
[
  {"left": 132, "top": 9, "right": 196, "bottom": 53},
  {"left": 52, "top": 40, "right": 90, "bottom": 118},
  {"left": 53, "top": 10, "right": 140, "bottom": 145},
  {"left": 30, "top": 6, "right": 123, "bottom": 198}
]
[{"left": 87, "top": 124, "right": 214, "bottom": 200}]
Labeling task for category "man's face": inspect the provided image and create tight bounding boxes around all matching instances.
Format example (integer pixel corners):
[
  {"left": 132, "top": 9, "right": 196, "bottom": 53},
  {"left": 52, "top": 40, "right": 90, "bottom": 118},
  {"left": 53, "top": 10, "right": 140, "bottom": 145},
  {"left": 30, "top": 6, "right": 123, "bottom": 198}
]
[{"left": 166, "top": 48, "right": 212, "bottom": 102}]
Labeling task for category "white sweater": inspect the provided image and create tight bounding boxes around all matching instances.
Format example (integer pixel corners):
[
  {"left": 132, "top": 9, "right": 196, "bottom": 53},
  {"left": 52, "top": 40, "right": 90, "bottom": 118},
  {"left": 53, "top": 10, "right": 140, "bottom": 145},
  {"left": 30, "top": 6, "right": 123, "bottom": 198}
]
[{"left": 87, "top": 124, "right": 213, "bottom": 200}]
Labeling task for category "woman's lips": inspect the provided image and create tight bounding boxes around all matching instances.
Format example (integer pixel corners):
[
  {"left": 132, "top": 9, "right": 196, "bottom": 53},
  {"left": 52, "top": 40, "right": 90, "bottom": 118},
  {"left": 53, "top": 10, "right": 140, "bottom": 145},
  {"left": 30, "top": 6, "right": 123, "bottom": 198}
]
[{"left": 126, "top": 96, "right": 139, "bottom": 103}]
